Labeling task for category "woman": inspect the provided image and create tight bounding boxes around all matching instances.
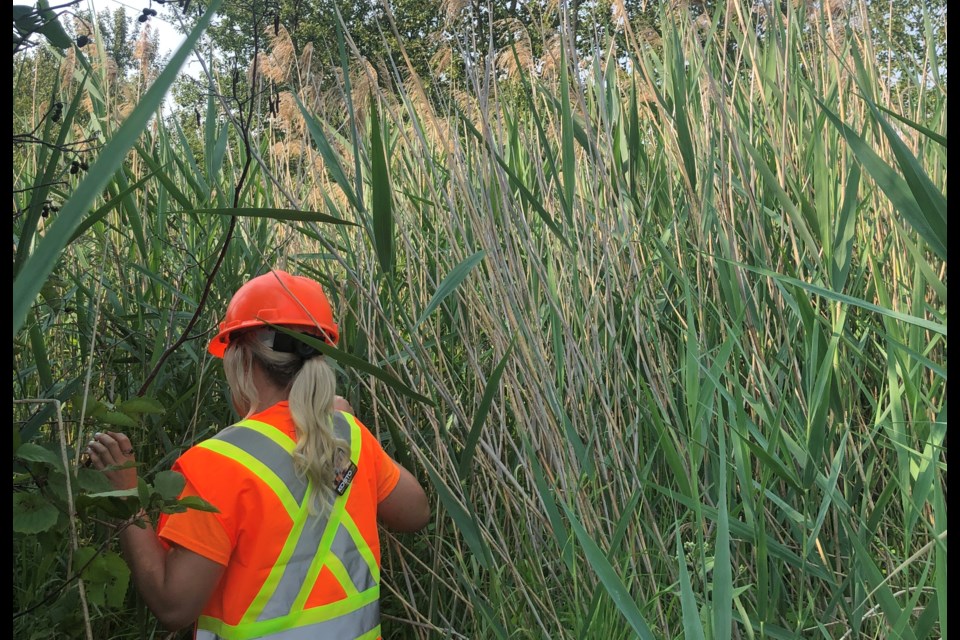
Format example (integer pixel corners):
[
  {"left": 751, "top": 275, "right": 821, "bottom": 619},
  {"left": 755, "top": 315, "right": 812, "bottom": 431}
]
[{"left": 87, "top": 269, "right": 431, "bottom": 639}]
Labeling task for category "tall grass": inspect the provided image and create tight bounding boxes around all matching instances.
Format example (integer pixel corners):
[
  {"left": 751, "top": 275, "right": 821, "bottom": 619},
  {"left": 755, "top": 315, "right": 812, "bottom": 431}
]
[{"left": 12, "top": 1, "right": 945, "bottom": 639}]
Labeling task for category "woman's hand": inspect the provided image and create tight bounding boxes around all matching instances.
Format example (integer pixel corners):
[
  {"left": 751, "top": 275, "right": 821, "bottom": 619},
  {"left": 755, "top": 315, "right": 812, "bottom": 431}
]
[
  {"left": 86, "top": 431, "right": 138, "bottom": 491},
  {"left": 333, "top": 395, "right": 354, "bottom": 414}
]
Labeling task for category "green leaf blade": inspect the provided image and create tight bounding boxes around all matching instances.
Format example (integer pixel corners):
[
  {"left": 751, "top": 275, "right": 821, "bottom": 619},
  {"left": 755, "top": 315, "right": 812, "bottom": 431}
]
[{"left": 13, "top": 0, "right": 226, "bottom": 338}]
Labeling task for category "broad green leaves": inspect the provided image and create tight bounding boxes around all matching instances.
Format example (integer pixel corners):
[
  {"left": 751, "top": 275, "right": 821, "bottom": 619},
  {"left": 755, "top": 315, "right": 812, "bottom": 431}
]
[
  {"left": 13, "top": 493, "right": 59, "bottom": 534},
  {"left": 81, "top": 395, "right": 168, "bottom": 431},
  {"left": 73, "top": 548, "right": 130, "bottom": 608}
]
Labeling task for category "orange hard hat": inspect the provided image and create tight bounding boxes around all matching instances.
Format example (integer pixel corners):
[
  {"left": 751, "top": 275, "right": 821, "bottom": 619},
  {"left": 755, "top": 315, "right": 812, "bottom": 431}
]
[{"left": 208, "top": 270, "right": 339, "bottom": 357}]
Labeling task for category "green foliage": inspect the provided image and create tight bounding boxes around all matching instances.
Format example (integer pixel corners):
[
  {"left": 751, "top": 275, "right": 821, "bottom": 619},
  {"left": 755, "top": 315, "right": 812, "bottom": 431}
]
[
  {"left": 13, "top": 492, "right": 61, "bottom": 533},
  {"left": 13, "top": 1, "right": 72, "bottom": 52},
  {"left": 13, "top": 432, "right": 216, "bottom": 638},
  {"left": 73, "top": 547, "right": 131, "bottom": 608},
  {"left": 13, "top": 0, "right": 226, "bottom": 337}
]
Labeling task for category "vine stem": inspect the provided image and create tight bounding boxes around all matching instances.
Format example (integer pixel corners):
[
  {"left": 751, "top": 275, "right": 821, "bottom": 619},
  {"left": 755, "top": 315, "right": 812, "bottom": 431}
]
[
  {"left": 135, "top": 217, "right": 236, "bottom": 397},
  {"left": 137, "top": 5, "right": 269, "bottom": 398}
]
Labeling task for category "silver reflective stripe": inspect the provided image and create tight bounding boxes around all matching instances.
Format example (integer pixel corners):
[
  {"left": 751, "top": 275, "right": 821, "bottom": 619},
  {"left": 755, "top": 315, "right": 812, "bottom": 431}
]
[
  {"left": 267, "top": 599, "right": 379, "bottom": 640},
  {"left": 331, "top": 524, "right": 376, "bottom": 593},
  {"left": 257, "top": 512, "right": 329, "bottom": 620},
  {"left": 214, "top": 425, "right": 307, "bottom": 505},
  {"left": 198, "top": 598, "right": 379, "bottom": 640},
  {"left": 202, "top": 412, "right": 377, "bottom": 638},
  {"left": 244, "top": 412, "right": 367, "bottom": 622},
  {"left": 332, "top": 412, "right": 351, "bottom": 441}
]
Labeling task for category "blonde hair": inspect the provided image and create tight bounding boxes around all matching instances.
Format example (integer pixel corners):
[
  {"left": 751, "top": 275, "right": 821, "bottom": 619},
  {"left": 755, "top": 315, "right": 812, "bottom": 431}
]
[{"left": 223, "top": 331, "right": 348, "bottom": 515}]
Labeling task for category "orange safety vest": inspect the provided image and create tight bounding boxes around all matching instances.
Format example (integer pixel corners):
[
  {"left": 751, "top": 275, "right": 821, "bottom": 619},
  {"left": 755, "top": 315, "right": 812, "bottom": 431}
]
[{"left": 181, "top": 411, "right": 382, "bottom": 640}]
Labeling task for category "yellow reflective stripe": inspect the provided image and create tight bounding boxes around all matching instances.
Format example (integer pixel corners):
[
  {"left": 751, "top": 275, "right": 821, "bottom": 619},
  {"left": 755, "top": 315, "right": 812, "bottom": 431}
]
[
  {"left": 235, "top": 418, "right": 296, "bottom": 453},
  {"left": 356, "top": 625, "right": 382, "bottom": 640},
  {"left": 198, "top": 439, "right": 299, "bottom": 519},
  {"left": 290, "top": 481, "right": 352, "bottom": 611},
  {"left": 324, "top": 553, "right": 359, "bottom": 597},
  {"left": 240, "top": 483, "right": 313, "bottom": 625},
  {"left": 290, "top": 414, "right": 364, "bottom": 612},
  {"left": 285, "top": 588, "right": 379, "bottom": 629},
  {"left": 340, "top": 511, "right": 380, "bottom": 582},
  {"left": 342, "top": 414, "right": 378, "bottom": 582},
  {"left": 343, "top": 413, "right": 363, "bottom": 465},
  {"left": 198, "top": 588, "right": 380, "bottom": 640},
  {"left": 195, "top": 615, "right": 221, "bottom": 636}
]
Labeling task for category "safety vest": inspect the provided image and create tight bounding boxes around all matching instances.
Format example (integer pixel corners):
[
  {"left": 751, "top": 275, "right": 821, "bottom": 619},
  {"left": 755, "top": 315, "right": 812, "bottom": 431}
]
[{"left": 191, "top": 411, "right": 382, "bottom": 640}]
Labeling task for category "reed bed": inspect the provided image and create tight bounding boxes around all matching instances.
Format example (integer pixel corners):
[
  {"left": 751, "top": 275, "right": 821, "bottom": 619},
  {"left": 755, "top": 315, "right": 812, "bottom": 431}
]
[{"left": 13, "top": 1, "right": 945, "bottom": 638}]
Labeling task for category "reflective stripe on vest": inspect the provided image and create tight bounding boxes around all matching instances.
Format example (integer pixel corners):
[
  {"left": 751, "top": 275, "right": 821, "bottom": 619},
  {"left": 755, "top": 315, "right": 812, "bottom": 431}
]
[
  {"left": 195, "top": 600, "right": 380, "bottom": 640},
  {"left": 195, "top": 412, "right": 379, "bottom": 640}
]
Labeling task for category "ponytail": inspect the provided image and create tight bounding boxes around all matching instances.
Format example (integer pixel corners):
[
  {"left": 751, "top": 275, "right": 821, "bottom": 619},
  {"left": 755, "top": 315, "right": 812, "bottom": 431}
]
[
  {"left": 288, "top": 356, "right": 347, "bottom": 514},
  {"left": 223, "top": 331, "right": 348, "bottom": 515}
]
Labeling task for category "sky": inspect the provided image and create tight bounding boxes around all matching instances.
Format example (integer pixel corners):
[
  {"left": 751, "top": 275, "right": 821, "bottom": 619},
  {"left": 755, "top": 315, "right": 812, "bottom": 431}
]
[
  {"left": 86, "top": 0, "right": 188, "bottom": 59},
  {"left": 90, "top": 0, "right": 201, "bottom": 76}
]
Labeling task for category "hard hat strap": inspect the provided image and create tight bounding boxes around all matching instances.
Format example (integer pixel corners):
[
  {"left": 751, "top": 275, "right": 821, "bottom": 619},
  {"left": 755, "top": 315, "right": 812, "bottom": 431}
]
[{"left": 253, "top": 328, "right": 324, "bottom": 359}]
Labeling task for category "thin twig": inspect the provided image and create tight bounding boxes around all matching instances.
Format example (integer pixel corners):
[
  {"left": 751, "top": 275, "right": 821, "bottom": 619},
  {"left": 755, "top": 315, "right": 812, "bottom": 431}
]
[
  {"left": 172, "top": 10, "right": 304, "bottom": 211},
  {"left": 137, "top": 7, "right": 268, "bottom": 397},
  {"left": 12, "top": 181, "right": 69, "bottom": 194},
  {"left": 136, "top": 219, "right": 236, "bottom": 397}
]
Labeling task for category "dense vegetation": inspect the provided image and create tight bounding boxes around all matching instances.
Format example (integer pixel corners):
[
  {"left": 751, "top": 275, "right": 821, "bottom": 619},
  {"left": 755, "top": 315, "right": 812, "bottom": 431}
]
[{"left": 13, "top": 0, "right": 946, "bottom": 638}]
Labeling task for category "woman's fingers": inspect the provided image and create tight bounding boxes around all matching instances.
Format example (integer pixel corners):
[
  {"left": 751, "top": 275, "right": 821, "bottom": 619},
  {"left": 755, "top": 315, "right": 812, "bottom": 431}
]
[
  {"left": 86, "top": 432, "right": 138, "bottom": 489},
  {"left": 107, "top": 431, "right": 135, "bottom": 456},
  {"left": 87, "top": 431, "right": 134, "bottom": 461}
]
